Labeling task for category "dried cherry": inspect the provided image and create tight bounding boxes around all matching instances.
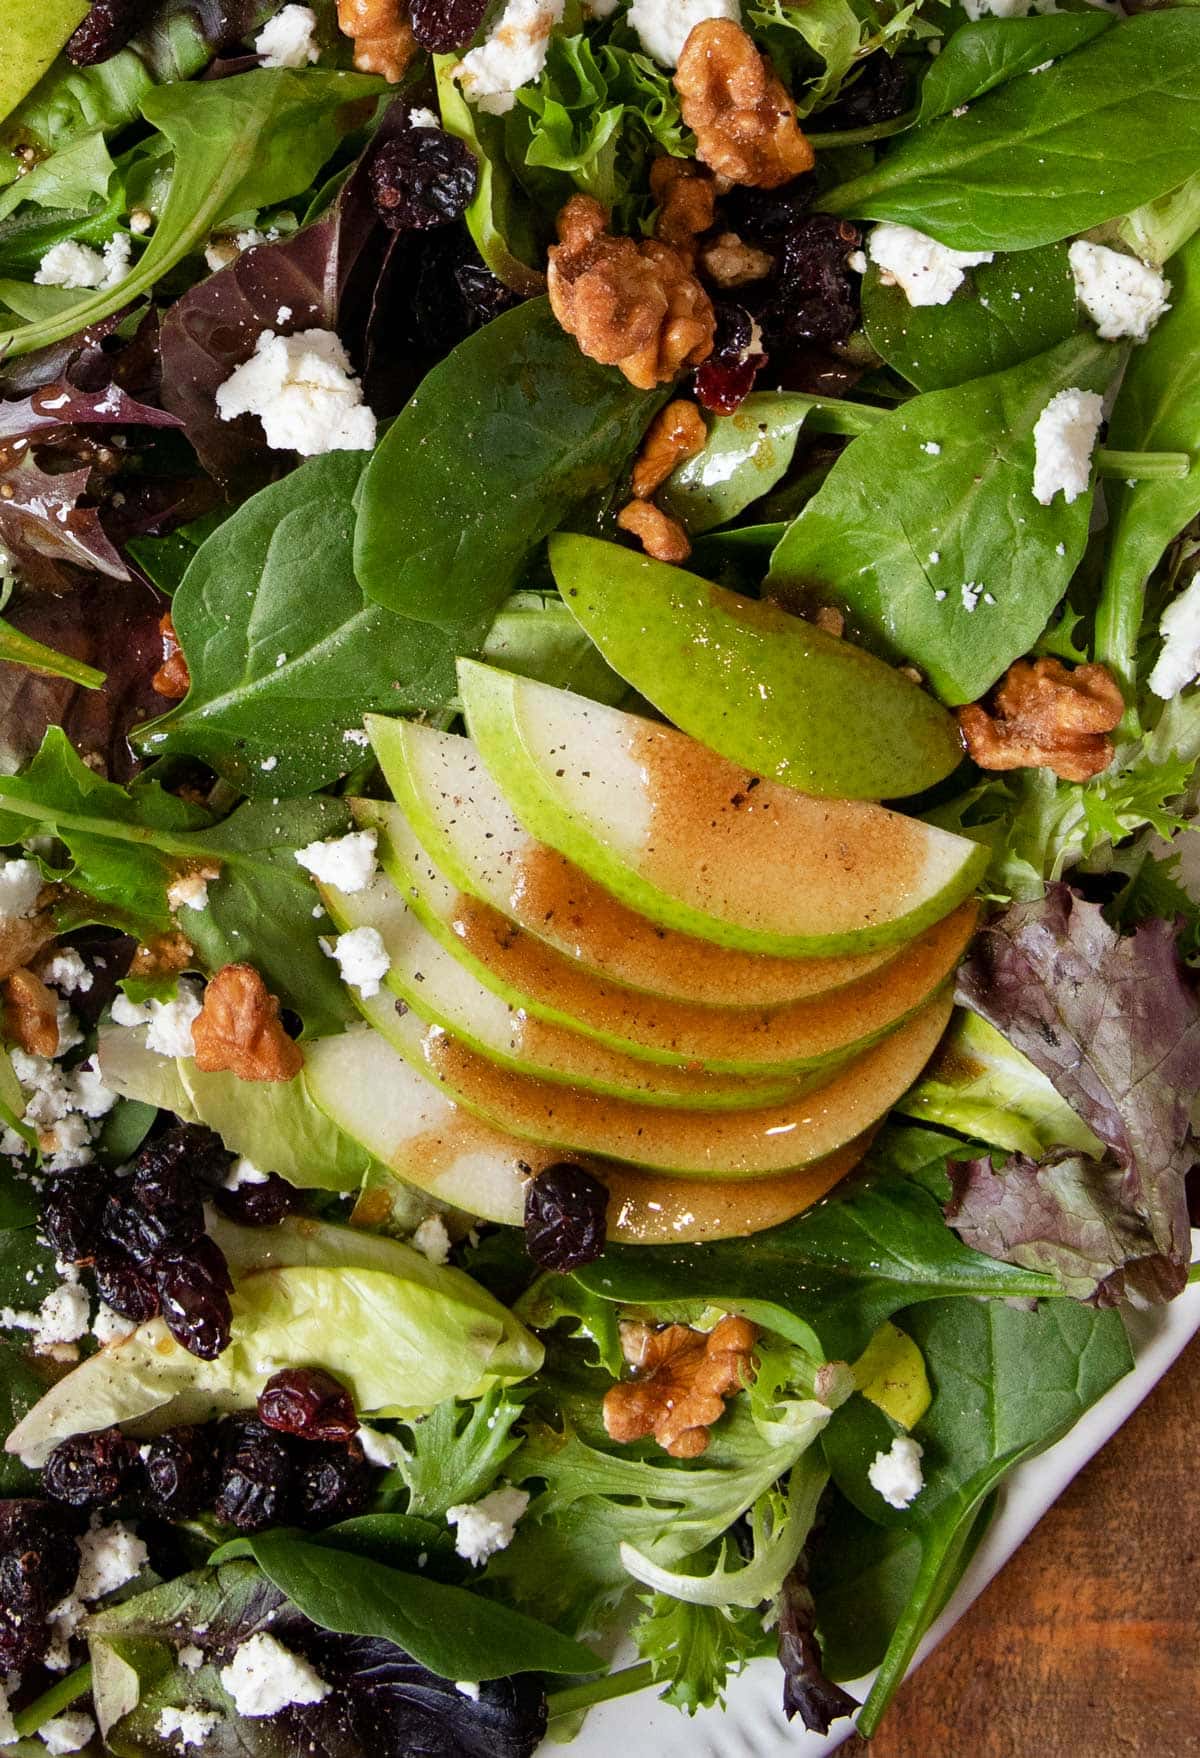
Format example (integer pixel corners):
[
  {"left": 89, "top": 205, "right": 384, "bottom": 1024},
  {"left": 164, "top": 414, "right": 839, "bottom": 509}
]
[
  {"left": 257, "top": 1369, "right": 358, "bottom": 1444},
  {"left": 369, "top": 130, "right": 479, "bottom": 232},
  {"left": 213, "top": 1417, "right": 293, "bottom": 1532},
  {"left": 410, "top": 0, "right": 489, "bottom": 51},
  {"left": 0, "top": 1499, "right": 80, "bottom": 1615},
  {"left": 524, "top": 1163, "right": 608, "bottom": 1272},
  {"left": 693, "top": 301, "right": 766, "bottom": 413},
  {"left": 213, "top": 1170, "right": 297, "bottom": 1228},
  {"left": 292, "top": 1442, "right": 372, "bottom": 1526},
  {"left": 93, "top": 1247, "right": 161, "bottom": 1325},
  {"left": 821, "top": 56, "right": 911, "bottom": 130},
  {"left": 758, "top": 215, "right": 863, "bottom": 348},
  {"left": 143, "top": 1427, "right": 218, "bottom": 1518},
  {"left": 40, "top": 1170, "right": 111, "bottom": 1264},
  {"left": 154, "top": 1238, "right": 233, "bottom": 1360},
  {"left": 130, "top": 1160, "right": 206, "bottom": 1250},
  {"left": 0, "top": 1605, "right": 50, "bottom": 1671},
  {"left": 42, "top": 1428, "right": 140, "bottom": 1510}
]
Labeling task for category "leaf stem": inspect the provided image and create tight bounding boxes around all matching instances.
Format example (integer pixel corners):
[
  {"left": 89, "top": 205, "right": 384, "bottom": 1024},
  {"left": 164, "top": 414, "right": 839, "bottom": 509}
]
[
  {"left": 806, "top": 109, "right": 918, "bottom": 148},
  {"left": 0, "top": 620, "right": 106, "bottom": 689},
  {"left": 13, "top": 1663, "right": 93, "bottom": 1737},
  {"left": 545, "top": 1661, "right": 658, "bottom": 1720},
  {"left": 1094, "top": 449, "right": 1191, "bottom": 482}
]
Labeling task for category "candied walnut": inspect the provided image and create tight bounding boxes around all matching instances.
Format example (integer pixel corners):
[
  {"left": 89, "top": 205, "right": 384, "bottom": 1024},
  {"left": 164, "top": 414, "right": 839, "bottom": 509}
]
[
  {"left": 631, "top": 399, "right": 708, "bottom": 498},
  {"left": 650, "top": 157, "right": 716, "bottom": 263},
  {"left": 547, "top": 194, "right": 715, "bottom": 391},
  {"left": 152, "top": 613, "right": 190, "bottom": 700},
  {"left": 0, "top": 909, "right": 56, "bottom": 985},
  {"left": 957, "top": 657, "right": 1124, "bottom": 784},
  {"left": 603, "top": 1314, "right": 758, "bottom": 1458},
  {"left": 675, "top": 20, "right": 815, "bottom": 190},
  {"left": 4, "top": 967, "right": 59, "bottom": 1057},
  {"left": 191, "top": 964, "right": 303, "bottom": 1083},
  {"left": 337, "top": 0, "right": 417, "bottom": 81},
  {"left": 700, "top": 230, "right": 774, "bottom": 289},
  {"left": 128, "top": 932, "right": 194, "bottom": 980},
  {"left": 617, "top": 499, "right": 692, "bottom": 564}
]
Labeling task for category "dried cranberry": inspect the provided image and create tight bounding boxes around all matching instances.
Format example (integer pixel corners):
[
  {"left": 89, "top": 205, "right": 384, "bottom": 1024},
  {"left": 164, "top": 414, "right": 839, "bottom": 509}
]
[
  {"left": 454, "top": 260, "right": 521, "bottom": 327},
  {"left": 0, "top": 1499, "right": 80, "bottom": 1615},
  {"left": 214, "top": 1171, "right": 297, "bottom": 1228},
  {"left": 214, "top": 1417, "right": 292, "bottom": 1532},
  {"left": 258, "top": 1369, "right": 358, "bottom": 1444},
  {"left": 154, "top": 1241, "right": 233, "bottom": 1361},
  {"left": 136, "top": 1122, "right": 234, "bottom": 1192},
  {"left": 40, "top": 1170, "right": 111, "bottom": 1263},
  {"left": 821, "top": 56, "right": 911, "bottom": 130},
  {"left": 0, "top": 1605, "right": 50, "bottom": 1671},
  {"left": 93, "top": 1247, "right": 161, "bottom": 1325},
  {"left": 66, "top": 0, "right": 153, "bottom": 64},
  {"left": 42, "top": 1428, "right": 140, "bottom": 1510},
  {"left": 131, "top": 1160, "right": 205, "bottom": 1250},
  {"left": 524, "top": 1163, "right": 608, "bottom": 1272},
  {"left": 292, "top": 1442, "right": 372, "bottom": 1526},
  {"left": 758, "top": 216, "right": 863, "bottom": 348},
  {"left": 410, "top": 0, "right": 489, "bottom": 50},
  {"left": 721, "top": 173, "right": 818, "bottom": 240},
  {"left": 100, "top": 1192, "right": 170, "bottom": 1265},
  {"left": 143, "top": 1427, "right": 218, "bottom": 1518},
  {"left": 693, "top": 302, "right": 766, "bottom": 414},
  {"left": 369, "top": 131, "right": 479, "bottom": 232}
]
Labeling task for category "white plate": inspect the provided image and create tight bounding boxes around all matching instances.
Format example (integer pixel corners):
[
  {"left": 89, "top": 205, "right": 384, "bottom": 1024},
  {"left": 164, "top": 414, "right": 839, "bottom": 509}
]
[{"left": 569, "top": 1267, "right": 1200, "bottom": 1756}]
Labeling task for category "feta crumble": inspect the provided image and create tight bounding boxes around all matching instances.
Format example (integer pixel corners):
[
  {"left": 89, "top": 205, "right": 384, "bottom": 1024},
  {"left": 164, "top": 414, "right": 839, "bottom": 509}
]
[
  {"left": 254, "top": 3, "right": 320, "bottom": 66},
  {"left": 627, "top": 0, "right": 740, "bottom": 66},
  {"left": 454, "top": 0, "right": 565, "bottom": 114},
  {"left": 38, "top": 1712, "right": 96, "bottom": 1754},
  {"left": 325, "top": 926, "right": 390, "bottom": 997},
  {"left": 1068, "top": 240, "right": 1170, "bottom": 342},
  {"left": 111, "top": 978, "right": 204, "bottom": 1058},
  {"left": 867, "top": 222, "right": 994, "bottom": 307},
  {"left": 178, "top": 1644, "right": 206, "bottom": 1672},
  {"left": 409, "top": 106, "right": 441, "bottom": 129},
  {"left": 446, "top": 1485, "right": 529, "bottom": 1566},
  {"left": 167, "top": 871, "right": 211, "bottom": 912},
  {"left": 223, "top": 1157, "right": 269, "bottom": 1190},
  {"left": 356, "top": 1424, "right": 408, "bottom": 1469},
  {"left": 35, "top": 236, "right": 129, "bottom": 290},
  {"left": 867, "top": 1434, "right": 925, "bottom": 1509},
  {"left": 215, "top": 329, "right": 377, "bottom": 456},
  {"left": 219, "top": 1633, "right": 331, "bottom": 1717},
  {"left": 92, "top": 1301, "right": 137, "bottom": 1345},
  {"left": 456, "top": 1682, "right": 481, "bottom": 1701},
  {"left": 1031, "top": 386, "right": 1104, "bottom": 506},
  {"left": 41, "top": 949, "right": 92, "bottom": 994},
  {"left": 294, "top": 829, "right": 378, "bottom": 892},
  {"left": 0, "top": 857, "right": 43, "bottom": 919},
  {"left": 75, "top": 1518, "right": 148, "bottom": 1601},
  {"left": 411, "top": 1214, "right": 452, "bottom": 1265},
  {"left": 1148, "top": 573, "right": 1200, "bottom": 700},
  {"left": 157, "top": 1706, "right": 221, "bottom": 1748}
]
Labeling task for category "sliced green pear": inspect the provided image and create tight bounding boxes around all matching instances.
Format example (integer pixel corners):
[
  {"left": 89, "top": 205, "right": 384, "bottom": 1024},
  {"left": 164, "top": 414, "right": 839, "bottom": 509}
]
[
  {"left": 367, "top": 720, "right": 915, "bottom": 1004},
  {"left": 550, "top": 534, "right": 963, "bottom": 799},
  {"left": 349, "top": 985, "right": 953, "bottom": 1177},
  {"left": 455, "top": 662, "right": 987, "bottom": 956},
  {"left": 320, "top": 872, "right": 811, "bottom": 1107},
  {"left": 303, "top": 1024, "right": 872, "bottom": 1242}
]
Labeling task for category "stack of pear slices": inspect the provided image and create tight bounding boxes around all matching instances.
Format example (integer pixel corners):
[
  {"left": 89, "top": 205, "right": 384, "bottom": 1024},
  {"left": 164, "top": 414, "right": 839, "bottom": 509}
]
[{"left": 305, "top": 662, "right": 986, "bottom": 1247}]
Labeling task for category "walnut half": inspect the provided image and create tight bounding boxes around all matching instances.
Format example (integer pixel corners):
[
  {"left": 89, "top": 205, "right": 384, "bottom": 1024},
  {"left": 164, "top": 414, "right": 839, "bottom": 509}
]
[
  {"left": 192, "top": 963, "right": 303, "bottom": 1083},
  {"left": 674, "top": 20, "right": 815, "bottom": 190},
  {"left": 4, "top": 968, "right": 59, "bottom": 1058},
  {"left": 336, "top": 0, "right": 416, "bottom": 82},
  {"left": 603, "top": 1315, "right": 759, "bottom": 1457},
  {"left": 958, "top": 657, "right": 1124, "bottom": 783}
]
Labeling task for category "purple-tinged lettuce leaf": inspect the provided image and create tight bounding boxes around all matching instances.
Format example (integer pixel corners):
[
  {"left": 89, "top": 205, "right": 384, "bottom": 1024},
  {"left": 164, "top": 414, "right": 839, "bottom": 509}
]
[
  {"left": 776, "top": 1558, "right": 858, "bottom": 1735},
  {"left": 949, "top": 884, "right": 1200, "bottom": 1303}
]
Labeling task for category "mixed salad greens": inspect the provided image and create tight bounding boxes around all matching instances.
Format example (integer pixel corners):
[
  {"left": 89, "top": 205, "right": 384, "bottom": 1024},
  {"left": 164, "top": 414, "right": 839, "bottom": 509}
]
[{"left": 0, "top": 0, "right": 1198, "bottom": 1751}]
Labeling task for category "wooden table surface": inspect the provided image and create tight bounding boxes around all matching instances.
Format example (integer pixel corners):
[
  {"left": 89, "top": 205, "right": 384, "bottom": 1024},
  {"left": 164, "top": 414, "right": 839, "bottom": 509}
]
[{"left": 842, "top": 1335, "right": 1200, "bottom": 1758}]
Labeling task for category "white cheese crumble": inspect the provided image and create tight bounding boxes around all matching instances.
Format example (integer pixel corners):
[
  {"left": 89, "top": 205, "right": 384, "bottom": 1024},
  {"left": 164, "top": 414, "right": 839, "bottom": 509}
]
[
  {"left": 41, "top": 949, "right": 92, "bottom": 994},
  {"left": 1148, "top": 573, "right": 1200, "bottom": 700},
  {"left": 75, "top": 1518, "right": 148, "bottom": 1601},
  {"left": 215, "top": 329, "right": 376, "bottom": 456},
  {"left": 446, "top": 1485, "right": 530, "bottom": 1566},
  {"left": 627, "top": 0, "right": 740, "bottom": 66},
  {"left": 178, "top": 1644, "right": 206, "bottom": 1672},
  {"left": 92, "top": 1301, "right": 137, "bottom": 1345},
  {"left": 0, "top": 857, "right": 43, "bottom": 919},
  {"left": 411, "top": 1214, "right": 452, "bottom": 1265},
  {"left": 867, "top": 222, "right": 994, "bottom": 307},
  {"left": 409, "top": 106, "right": 441, "bottom": 129},
  {"left": 254, "top": 3, "right": 320, "bottom": 66},
  {"left": 38, "top": 1712, "right": 96, "bottom": 1754},
  {"left": 219, "top": 1633, "right": 331, "bottom": 1717},
  {"left": 33, "top": 1282, "right": 91, "bottom": 1348},
  {"left": 325, "top": 926, "right": 390, "bottom": 997},
  {"left": 111, "top": 978, "right": 204, "bottom": 1058},
  {"left": 1031, "top": 386, "right": 1104, "bottom": 506},
  {"left": 961, "top": 0, "right": 1033, "bottom": 17},
  {"left": 356, "top": 1424, "right": 409, "bottom": 1469},
  {"left": 157, "top": 1706, "right": 221, "bottom": 1748},
  {"left": 454, "top": 0, "right": 565, "bottom": 114},
  {"left": 294, "top": 829, "right": 378, "bottom": 892},
  {"left": 867, "top": 1434, "right": 925, "bottom": 1509},
  {"left": 167, "top": 871, "right": 211, "bottom": 912},
  {"left": 1068, "top": 240, "right": 1170, "bottom": 342},
  {"left": 223, "top": 1157, "right": 270, "bottom": 1190},
  {"left": 35, "top": 236, "right": 129, "bottom": 290}
]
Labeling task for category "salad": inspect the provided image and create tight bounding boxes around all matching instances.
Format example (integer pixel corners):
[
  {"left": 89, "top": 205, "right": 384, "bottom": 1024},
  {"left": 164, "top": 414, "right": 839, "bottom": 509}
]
[{"left": 0, "top": 0, "right": 1197, "bottom": 1750}]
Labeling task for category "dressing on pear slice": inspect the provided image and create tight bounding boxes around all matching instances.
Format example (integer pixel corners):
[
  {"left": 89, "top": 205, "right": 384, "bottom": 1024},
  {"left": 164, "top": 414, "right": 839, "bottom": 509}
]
[
  {"left": 455, "top": 662, "right": 987, "bottom": 957},
  {"left": 549, "top": 534, "right": 964, "bottom": 798},
  {"left": 303, "top": 1024, "right": 871, "bottom": 1242},
  {"left": 321, "top": 871, "right": 817, "bottom": 1107},
  {"left": 346, "top": 985, "right": 953, "bottom": 1177},
  {"left": 368, "top": 718, "right": 935, "bottom": 999}
]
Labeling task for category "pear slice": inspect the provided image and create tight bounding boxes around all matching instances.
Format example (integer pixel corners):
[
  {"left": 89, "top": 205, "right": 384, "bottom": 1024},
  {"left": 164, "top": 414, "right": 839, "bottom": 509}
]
[
  {"left": 550, "top": 534, "right": 964, "bottom": 798},
  {"left": 321, "top": 872, "right": 814, "bottom": 1108},
  {"left": 455, "top": 662, "right": 987, "bottom": 956},
  {"left": 348, "top": 985, "right": 953, "bottom": 1177},
  {"left": 367, "top": 720, "right": 920, "bottom": 1005},
  {"left": 303, "top": 1025, "right": 871, "bottom": 1242}
]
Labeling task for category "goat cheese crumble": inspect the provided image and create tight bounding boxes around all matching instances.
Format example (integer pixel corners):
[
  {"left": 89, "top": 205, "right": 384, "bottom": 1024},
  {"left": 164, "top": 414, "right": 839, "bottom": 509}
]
[
  {"left": 41, "top": 949, "right": 92, "bottom": 994},
  {"left": 454, "top": 0, "right": 565, "bottom": 114},
  {"left": 111, "top": 978, "right": 205, "bottom": 1058},
  {"left": 1068, "top": 240, "right": 1170, "bottom": 341},
  {"left": 446, "top": 1485, "right": 530, "bottom": 1565},
  {"left": 38, "top": 1713, "right": 96, "bottom": 1754},
  {"left": 0, "top": 857, "right": 42, "bottom": 919},
  {"left": 867, "top": 222, "right": 993, "bottom": 306},
  {"left": 325, "top": 925, "right": 390, "bottom": 997},
  {"left": 1031, "top": 386, "right": 1104, "bottom": 506},
  {"left": 35, "top": 235, "right": 130, "bottom": 290},
  {"left": 411, "top": 1214, "right": 452, "bottom": 1265},
  {"left": 75, "top": 1518, "right": 149, "bottom": 1600},
  {"left": 627, "top": 0, "right": 741, "bottom": 66},
  {"left": 294, "top": 829, "right": 379, "bottom": 892},
  {"left": 867, "top": 1435, "right": 925, "bottom": 1509},
  {"left": 254, "top": 3, "right": 320, "bottom": 66},
  {"left": 167, "top": 871, "right": 211, "bottom": 912},
  {"left": 157, "top": 1706, "right": 221, "bottom": 1748},
  {"left": 219, "top": 1633, "right": 331, "bottom": 1716},
  {"left": 215, "top": 329, "right": 377, "bottom": 456},
  {"left": 1148, "top": 573, "right": 1200, "bottom": 700}
]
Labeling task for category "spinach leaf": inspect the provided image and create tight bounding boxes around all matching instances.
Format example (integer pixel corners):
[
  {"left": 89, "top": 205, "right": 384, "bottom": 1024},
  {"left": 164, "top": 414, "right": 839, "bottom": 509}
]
[
  {"left": 243, "top": 1531, "right": 600, "bottom": 1679},
  {"left": 916, "top": 13, "right": 1113, "bottom": 123},
  {"left": 0, "top": 1345, "right": 47, "bottom": 1495},
  {"left": 825, "top": 13, "right": 1200, "bottom": 251},
  {"left": 354, "top": 298, "right": 663, "bottom": 649},
  {"left": 861, "top": 242, "right": 1080, "bottom": 392},
  {"left": 1, "top": 68, "right": 384, "bottom": 357},
  {"left": 1095, "top": 233, "right": 1200, "bottom": 698},
  {"left": 481, "top": 592, "right": 627, "bottom": 704},
  {"left": 1116, "top": 172, "right": 1200, "bottom": 269},
  {"left": 569, "top": 1165, "right": 1059, "bottom": 1362},
  {"left": 817, "top": 1298, "right": 1131, "bottom": 1731},
  {"left": 766, "top": 334, "right": 1118, "bottom": 704},
  {"left": 0, "top": 0, "right": 87, "bottom": 129},
  {"left": 136, "top": 450, "right": 458, "bottom": 799},
  {"left": 0, "top": 129, "right": 115, "bottom": 227}
]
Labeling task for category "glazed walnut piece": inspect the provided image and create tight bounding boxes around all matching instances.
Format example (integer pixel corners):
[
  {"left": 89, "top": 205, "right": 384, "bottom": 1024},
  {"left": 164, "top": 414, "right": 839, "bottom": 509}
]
[
  {"left": 152, "top": 613, "right": 190, "bottom": 701},
  {"left": 603, "top": 1315, "right": 759, "bottom": 1458},
  {"left": 337, "top": 0, "right": 417, "bottom": 81},
  {"left": 650, "top": 156, "right": 716, "bottom": 263},
  {"left": 617, "top": 499, "right": 692, "bottom": 563},
  {"left": 958, "top": 657, "right": 1124, "bottom": 784},
  {"left": 4, "top": 968, "right": 59, "bottom": 1057},
  {"left": 547, "top": 194, "right": 715, "bottom": 391},
  {"left": 674, "top": 19, "right": 815, "bottom": 190},
  {"left": 192, "top": 964, "right": 304, "bottom": 1083},
  {"left": 630, "top": 398, "right": 708, "bottom": 499}
]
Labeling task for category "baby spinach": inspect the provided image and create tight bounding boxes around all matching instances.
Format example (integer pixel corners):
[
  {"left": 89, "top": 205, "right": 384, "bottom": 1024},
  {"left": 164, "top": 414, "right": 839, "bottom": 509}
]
[
  {"left": 825, "top": 12, "right": 1200, "bottom": 251},
  {"left": 861, "top": 242, "right": 1080, "bottom": 392},
  {"left": 354, "top": 298, "right": 663, "bottom": 650},
  {"left": 1116, "top": 172, "right": 1200, "bottom": 269},
  {"left": 916, "top": 13, "right": 1113, "bottom": 124},
  {"left": 767, "top": 333, "right": 1118, "bottom": 704}
]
